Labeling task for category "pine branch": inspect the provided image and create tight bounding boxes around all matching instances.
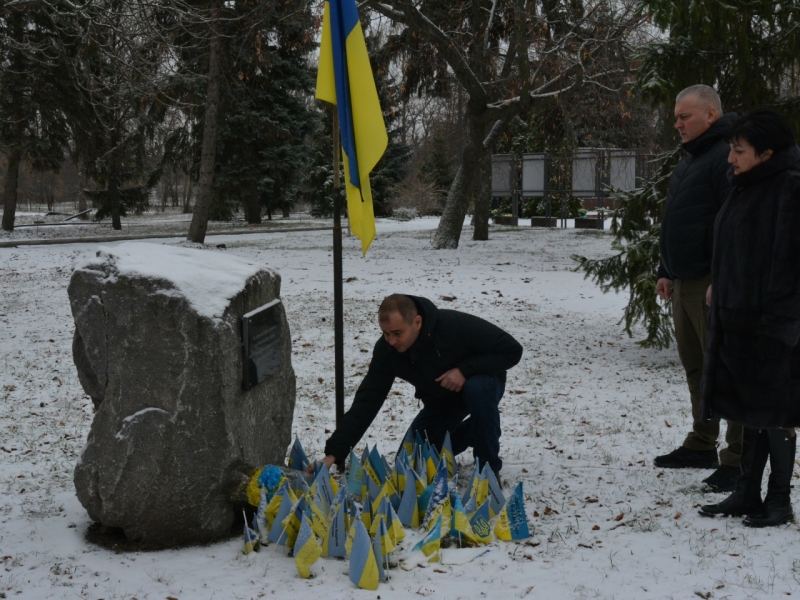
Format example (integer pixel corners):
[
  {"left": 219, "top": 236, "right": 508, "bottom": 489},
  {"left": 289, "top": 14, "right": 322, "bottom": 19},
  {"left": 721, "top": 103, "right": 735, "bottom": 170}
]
[{"left": 571, "top": 146, "right": 681, "bottom": 348}]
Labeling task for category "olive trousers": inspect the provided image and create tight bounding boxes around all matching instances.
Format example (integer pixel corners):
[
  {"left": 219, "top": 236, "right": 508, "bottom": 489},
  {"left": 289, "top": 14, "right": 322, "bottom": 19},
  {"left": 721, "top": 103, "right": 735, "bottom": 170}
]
[{"left": 673, "top": 275, "right": 742, "bottom": 467}]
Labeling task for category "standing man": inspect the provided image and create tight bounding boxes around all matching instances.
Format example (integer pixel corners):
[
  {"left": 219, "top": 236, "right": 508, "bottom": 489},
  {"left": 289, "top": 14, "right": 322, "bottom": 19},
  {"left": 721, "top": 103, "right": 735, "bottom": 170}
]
[
  {"left": 308, "top": 294, "right": 523, "bottom": 477},
  {"left": 654, "top": 84, "right": 742, "bottom": 492}
]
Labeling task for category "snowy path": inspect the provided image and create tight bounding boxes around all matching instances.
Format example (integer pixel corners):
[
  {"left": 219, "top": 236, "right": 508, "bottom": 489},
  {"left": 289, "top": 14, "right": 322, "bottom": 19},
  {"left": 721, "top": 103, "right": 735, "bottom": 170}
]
[{"left": 0, "top": 218, "right": 796, "bottom": 599}]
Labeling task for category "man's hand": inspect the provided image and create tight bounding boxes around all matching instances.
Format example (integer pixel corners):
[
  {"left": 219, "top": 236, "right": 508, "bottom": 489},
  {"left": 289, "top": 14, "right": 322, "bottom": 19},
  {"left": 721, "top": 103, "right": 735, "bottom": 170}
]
[
  {"left": 656, "top": 277, "right": 673, "bottom": 301},
  {"left": 305, "top": 454, "right": 335, "bottom": 474},
  {"left": 435, "top": 368, "right": 466, "bottom": 392},
  {"left": 705, "top": 284, "right": 712, "bottom": 307}
]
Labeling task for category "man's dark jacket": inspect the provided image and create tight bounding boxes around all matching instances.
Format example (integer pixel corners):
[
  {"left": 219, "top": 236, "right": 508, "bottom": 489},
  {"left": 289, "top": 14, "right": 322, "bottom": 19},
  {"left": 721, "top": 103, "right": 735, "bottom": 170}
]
[
  {"left": 701, "top": 145, "right": 800, "bottom": 428},
  {"left": 324, "top": 296, "right": 523, "bottom": 459},
  {"left": 658, "top": 113, "right": 737, "bottom": 281}
]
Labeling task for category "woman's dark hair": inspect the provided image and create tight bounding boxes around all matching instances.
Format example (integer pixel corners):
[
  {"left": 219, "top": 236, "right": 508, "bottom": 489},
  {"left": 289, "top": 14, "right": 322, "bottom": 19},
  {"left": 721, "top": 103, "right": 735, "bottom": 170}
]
[{"left": 726, "top": 109, "right": 796, "bottom": 156}]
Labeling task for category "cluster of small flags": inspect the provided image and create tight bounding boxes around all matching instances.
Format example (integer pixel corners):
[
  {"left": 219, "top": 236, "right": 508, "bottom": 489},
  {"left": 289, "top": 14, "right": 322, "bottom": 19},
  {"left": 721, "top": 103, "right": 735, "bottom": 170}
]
[{"left": 243, "top": 434, "right": 531, "bottom": 590}]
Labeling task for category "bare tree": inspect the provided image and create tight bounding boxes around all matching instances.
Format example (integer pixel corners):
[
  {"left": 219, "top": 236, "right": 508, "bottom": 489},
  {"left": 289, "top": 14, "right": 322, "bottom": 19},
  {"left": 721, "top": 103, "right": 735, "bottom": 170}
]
[{"left": 366, "top": 0, "right": 644, "bottom": 248}]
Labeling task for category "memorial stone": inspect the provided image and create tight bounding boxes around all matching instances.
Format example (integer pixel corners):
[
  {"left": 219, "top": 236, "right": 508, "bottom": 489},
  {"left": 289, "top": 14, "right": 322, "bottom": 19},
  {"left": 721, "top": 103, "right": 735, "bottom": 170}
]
[{"left": 69, "top": 242, "right": 296, "bottom": 546}]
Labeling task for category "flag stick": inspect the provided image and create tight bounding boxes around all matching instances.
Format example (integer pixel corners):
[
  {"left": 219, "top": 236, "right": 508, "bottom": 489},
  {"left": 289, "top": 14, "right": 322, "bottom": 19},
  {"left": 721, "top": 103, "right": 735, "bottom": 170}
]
[{"left": 332, "top": 107, "right": 345, "bottom": 462}]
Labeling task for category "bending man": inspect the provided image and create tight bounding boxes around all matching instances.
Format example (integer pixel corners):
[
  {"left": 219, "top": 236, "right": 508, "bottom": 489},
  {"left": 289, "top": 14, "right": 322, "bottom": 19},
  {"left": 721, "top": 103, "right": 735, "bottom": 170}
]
[{"left": 309, "top": 294, "right": 523, "bottom": 477}]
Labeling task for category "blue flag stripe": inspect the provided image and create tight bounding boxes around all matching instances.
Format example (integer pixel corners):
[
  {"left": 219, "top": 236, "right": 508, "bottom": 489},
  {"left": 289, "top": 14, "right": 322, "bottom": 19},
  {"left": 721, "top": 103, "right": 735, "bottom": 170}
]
[{"left": 329, "top": 0, "right": 362, "bottom": 190}]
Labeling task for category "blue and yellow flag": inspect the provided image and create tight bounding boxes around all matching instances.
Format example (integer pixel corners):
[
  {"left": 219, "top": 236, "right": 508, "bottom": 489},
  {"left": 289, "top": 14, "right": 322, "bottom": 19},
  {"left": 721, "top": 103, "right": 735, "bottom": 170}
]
[
  {"left": 347, "top": 449, "right": 364, "bottom": 497},
  {"left": 288, "top": 437, "right": 310, "bottom": 471},
  {"left": 243, "top": 511, "right": 260, "bottom": 555},
  {"left": 349, "top": 520, "right": 380, "bottom": 590},
  {"left": 494, "top": 482, "right": 530, "bottom": 541},
  {"left": 412, "top": 513, "right": 442, "bottom": 562},
  {"left": 322, "top": 500, "right": 347, "bottom": 558},
  {"left": 294, "top": 517, "right": 322, "bottom": 578},
  {"left": 266, "top": 484, "right": 296, "bottom": 544},
  {"left": 316, "top": 0, "right": 388, "bottom": 255},
  {"left": 397, "top": 469, "right": 420, "bottom": 528},
  {"left": 482, "top": 463, "right": 506, "bottom": 517},
  {"left": 441, "top": 431, "right": 455, "bottom": 478},
  {"left": 469, "top": 499, "right": 492, "bottom": 544}
]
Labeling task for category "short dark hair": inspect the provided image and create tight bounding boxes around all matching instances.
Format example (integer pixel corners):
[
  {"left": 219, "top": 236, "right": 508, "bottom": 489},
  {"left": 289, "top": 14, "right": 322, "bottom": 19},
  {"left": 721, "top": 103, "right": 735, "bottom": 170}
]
[
  {"left": 378, "top": 294, "right": 418, "bottom": 324},
  {"left": 726, "top": 109, "right": 796, "bottom": 156}
]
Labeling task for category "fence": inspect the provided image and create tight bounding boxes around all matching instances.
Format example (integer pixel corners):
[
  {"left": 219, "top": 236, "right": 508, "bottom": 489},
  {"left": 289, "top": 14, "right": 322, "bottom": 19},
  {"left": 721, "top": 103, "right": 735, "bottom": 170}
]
[{"left": 491, "top": 149, "right": 657, "bottom": 229}]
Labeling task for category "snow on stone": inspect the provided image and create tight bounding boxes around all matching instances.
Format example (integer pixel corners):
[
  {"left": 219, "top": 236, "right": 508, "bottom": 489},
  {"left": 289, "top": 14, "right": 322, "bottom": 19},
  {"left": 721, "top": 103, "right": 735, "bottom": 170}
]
[{"left": 74, "top": 242, "right": 269, "bottom": 320}]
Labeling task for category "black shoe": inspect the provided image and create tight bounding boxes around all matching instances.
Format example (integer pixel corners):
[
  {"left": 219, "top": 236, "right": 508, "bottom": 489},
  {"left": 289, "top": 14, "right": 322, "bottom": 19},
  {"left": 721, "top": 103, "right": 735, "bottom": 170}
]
[
  {"left": 742, "top": 497, "right": 794, "bottom": 527},
  {"left": 699, "top": 491, "right": 762, "bottom": 518},
  {"left": 702, "top": 465, "right": 740, "bottom": 493},
  {"left": 743, "top": 430, "right": 796, "bottom": 528},
  {"left": 653, "top": 446, "right": 719, "bottom": 469}
]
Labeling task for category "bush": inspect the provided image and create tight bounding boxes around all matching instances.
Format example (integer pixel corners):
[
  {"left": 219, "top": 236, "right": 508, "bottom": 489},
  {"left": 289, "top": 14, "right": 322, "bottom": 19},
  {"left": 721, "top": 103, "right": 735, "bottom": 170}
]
[
  {"left": 388, "top": 174, "right": 443, "bottom": 216},
  {"left": 392, "top": 207, "right": 419, "bottom": 221}
]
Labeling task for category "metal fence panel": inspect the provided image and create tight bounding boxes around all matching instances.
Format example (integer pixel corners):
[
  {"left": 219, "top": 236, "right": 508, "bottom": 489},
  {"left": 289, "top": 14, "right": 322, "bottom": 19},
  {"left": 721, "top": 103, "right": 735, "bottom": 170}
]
[{"left": 521, "top": 153, "right": 546, "bottom": 198}]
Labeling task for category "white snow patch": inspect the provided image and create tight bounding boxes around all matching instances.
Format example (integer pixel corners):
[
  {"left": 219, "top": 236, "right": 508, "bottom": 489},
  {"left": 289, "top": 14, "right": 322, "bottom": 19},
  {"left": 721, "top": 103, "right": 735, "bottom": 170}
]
[
  {"left": 74, "top": 242, "right": 269, "bottom": 319},
  {"left": 115, "top": 407, "right": 170, "bottom": 440}
]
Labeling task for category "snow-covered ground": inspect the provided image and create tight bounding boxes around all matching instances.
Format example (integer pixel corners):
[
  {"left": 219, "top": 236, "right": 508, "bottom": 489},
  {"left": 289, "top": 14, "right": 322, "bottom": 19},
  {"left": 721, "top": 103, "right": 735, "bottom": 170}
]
[{"left": 0, "top": 216, "right": 797, "bottom": 599}]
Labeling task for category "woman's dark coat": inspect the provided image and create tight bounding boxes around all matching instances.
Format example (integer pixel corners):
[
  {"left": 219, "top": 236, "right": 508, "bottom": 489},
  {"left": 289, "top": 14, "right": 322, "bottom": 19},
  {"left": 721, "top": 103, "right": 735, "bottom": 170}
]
[{"left": 702, "top": 145, "right": 800, "bottom": 428}]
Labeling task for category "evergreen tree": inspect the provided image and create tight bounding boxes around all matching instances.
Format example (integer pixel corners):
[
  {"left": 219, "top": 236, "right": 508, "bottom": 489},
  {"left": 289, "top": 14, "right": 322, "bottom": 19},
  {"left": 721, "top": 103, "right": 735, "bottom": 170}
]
[
  {"left": 213, "top": 0, "right": 318, "bottom": 224},
  {"left": 64, "top": 1, "right": 169, "bottom": 230},
  {"left": 637, "top": 0, "right": 800, "bottom": 123},
  {"left": 574, "top": 0, "right": 800, "bottom": 349},
  {"left": 572, "top": 148, "right": 680, "bottom": 348},
  {"left": 0, "top": 3, "right": 71, "bottom": 231}
]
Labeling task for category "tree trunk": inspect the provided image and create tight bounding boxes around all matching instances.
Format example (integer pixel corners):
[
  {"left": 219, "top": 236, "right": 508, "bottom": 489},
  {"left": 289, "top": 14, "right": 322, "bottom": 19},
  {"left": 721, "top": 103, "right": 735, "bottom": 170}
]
[
  {"left": 2, "top": 148, "right": 21, "bottom": 232},
  {"left": 242, "top": 182, "right": 260, "bottom": 224},
  {"left": 187, "top": 3, "right": 222, "bottom": 244},
  {"left": 183, "top": 176, "right": 193, "bottom": 213},
  {"left": 432, "top": 113, "right": 486, "bottom": 249},
  {"left": 472, "top": 150, "right": 492, "bottom": 240},
  {"left": 282, "top": 205, "right": 290, "bottom": 218},
  {"left": 109, "top": 173, "right": 122, "bottom": 230}
]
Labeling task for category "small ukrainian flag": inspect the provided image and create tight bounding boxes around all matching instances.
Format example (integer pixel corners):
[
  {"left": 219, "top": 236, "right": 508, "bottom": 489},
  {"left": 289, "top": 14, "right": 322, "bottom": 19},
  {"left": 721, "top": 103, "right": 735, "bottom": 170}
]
[
  {"left": 349, "top": 520, "right": 380, "bottom": 590},
  {"left": 294, "top": 517, "right": 322, "bottom": 578}
]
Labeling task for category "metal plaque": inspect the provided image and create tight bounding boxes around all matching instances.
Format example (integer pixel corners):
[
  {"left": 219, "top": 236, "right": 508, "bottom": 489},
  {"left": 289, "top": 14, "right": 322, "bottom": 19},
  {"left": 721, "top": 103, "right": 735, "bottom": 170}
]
[
  {"left": 242, "top": 299, "right": 282, "bottom": 390},
  {"left": 609, "top": 149, "right": 637, "bottom": 191},
  {"left": 572, "top": 149, "right": 600, "bottom": 197},
  {"left": 521, "top": 153, "right": 547, "bottom": 198},
  {"left": 491, "top": 154, "right": 515, "bottom": 197}
]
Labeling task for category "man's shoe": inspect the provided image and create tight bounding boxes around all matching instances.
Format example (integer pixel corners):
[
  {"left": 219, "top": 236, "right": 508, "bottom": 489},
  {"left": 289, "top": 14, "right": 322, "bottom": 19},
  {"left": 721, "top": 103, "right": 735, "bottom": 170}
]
[
  {"left": 653, "top": 446, "right": 719, "bottom": 469},
  {"left": 702, "top": 465, "right": 739, "bottom": 493}
]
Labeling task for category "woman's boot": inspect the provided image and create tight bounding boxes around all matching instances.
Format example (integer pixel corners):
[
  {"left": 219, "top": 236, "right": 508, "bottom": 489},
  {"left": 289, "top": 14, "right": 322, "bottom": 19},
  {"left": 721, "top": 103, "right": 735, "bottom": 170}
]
[
  {"left": 700, "top": 427, "right": 767, "bottom": 517},
  {"left": 743, "top": 429, "right": 796, "bottom": 527}
]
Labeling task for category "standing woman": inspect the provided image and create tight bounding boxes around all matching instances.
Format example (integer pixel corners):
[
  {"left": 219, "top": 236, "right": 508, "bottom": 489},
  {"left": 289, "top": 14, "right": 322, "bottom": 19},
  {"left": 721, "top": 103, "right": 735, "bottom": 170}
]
[{"left": 700, "top": 109, "right": 800, "bottom": 527}]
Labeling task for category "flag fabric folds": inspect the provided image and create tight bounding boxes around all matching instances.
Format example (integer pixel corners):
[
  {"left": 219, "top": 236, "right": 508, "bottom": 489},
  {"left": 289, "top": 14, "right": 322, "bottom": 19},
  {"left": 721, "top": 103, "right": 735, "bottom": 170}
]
[
  {"left": 494, "top": 482, "right": 531, "bottom": 541},
  {"left": 315, "top": 0, "right": 388, "bottom": 255},
  {"left": 295, "top": 517, "right": 322, "bottom": 578},
  {"left": 349, "top": 520, "right": 380, "bottom": 590}
]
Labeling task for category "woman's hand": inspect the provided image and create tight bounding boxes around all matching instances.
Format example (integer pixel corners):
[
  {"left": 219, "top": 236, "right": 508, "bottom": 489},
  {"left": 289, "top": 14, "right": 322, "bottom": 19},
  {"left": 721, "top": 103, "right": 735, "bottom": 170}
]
[{"left": 706, "top": 284, "right": 712, "bottom": 307}]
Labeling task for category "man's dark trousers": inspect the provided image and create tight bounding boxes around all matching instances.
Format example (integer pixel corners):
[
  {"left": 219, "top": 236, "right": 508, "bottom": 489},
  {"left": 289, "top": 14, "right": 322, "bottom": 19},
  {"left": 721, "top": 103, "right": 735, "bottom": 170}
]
[{"left": 403, "top": 375, "right": 504, "bottom": 474}]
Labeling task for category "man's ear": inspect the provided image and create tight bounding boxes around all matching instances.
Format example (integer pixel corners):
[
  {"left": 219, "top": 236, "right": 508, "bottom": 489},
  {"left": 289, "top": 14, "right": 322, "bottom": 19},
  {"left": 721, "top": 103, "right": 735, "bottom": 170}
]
[{"left": 413, "top": 314, "right": 422, "bottom": 329}]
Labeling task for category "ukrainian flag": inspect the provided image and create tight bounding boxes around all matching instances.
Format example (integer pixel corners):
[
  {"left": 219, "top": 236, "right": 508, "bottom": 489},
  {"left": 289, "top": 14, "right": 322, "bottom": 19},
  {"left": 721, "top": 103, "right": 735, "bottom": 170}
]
[
  {"left": 349, "top": 520, "right": 380, "bottom": 590},
  {"left": 294, "top": 517, "right": 322, "bottom": 578},
  {"left": 316, "top": 0, "right": 388, "bottom": 255}
]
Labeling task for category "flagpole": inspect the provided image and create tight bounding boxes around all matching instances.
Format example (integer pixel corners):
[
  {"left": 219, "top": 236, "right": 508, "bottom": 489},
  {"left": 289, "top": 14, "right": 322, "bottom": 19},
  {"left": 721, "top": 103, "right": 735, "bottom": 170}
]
[{"left": 332, "top": 107, "right": 345, "bottom": 462}]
